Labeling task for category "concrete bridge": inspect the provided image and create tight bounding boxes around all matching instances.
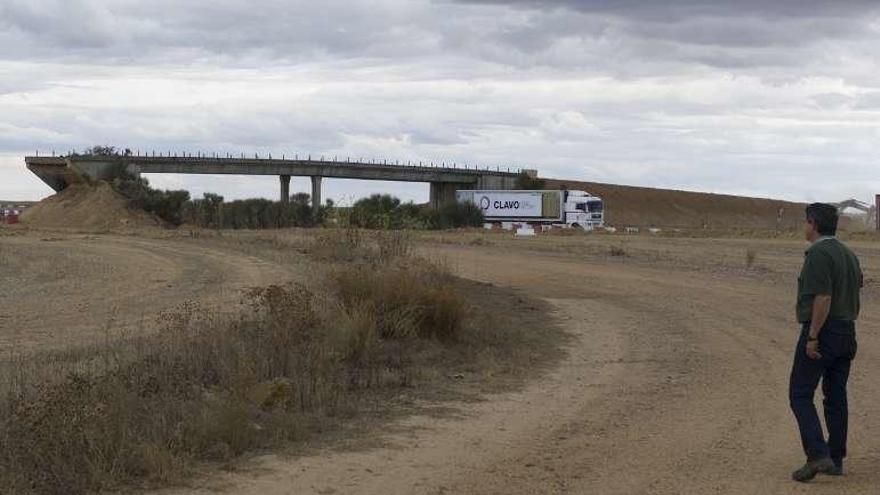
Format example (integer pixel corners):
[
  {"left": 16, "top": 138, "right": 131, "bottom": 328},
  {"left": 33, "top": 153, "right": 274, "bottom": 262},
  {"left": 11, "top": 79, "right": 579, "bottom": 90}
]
[{"left": 26, "top": 154, "right": 527, "bottom": 211}]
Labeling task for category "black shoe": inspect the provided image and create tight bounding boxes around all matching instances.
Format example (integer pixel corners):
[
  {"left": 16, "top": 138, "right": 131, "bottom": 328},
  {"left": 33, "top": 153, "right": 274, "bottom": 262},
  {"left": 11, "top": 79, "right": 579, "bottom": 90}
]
[
  {"left": 827, "top": 461, "right": 844, "bottom": 476},
  {"left": 792, "top": 457, "right": 835, "bottom": 482}
]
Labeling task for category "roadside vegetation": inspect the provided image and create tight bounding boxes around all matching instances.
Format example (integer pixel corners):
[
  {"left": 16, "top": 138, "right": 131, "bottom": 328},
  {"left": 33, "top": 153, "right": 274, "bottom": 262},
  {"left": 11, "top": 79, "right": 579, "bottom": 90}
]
[
  {"left": 0, "top": 230, "right": 559, "bottom": 494},
  {"left": 108, "top": 172, "right": 482, "bottom": 231},
  {"left": 347, "top": 194, "right": 484, "bottom": 230}
]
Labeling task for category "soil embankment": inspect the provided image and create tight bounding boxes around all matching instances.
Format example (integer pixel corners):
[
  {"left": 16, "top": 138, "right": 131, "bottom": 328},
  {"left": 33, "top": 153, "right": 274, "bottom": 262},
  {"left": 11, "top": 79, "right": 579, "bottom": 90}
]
[
  {"left": 546, "top": 178, "right": 807, "bottom": 230},
  {"left": 21, "top": 182, "right": 161, "bottom": 231}
]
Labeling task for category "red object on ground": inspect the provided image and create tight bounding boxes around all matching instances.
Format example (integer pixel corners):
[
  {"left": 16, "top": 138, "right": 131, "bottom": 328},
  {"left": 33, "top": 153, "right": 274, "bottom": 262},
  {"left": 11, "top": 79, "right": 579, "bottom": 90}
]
[{"left": 7, "top": 214, "right": 19, "bottom": 224}]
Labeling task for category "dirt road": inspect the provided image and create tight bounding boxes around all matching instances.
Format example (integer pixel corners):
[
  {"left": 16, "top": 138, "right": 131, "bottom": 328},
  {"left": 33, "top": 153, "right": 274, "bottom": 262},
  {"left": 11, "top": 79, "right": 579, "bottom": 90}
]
[
  {"left": 4, "top": 231, "right": 877, "bottom": 493},
  {"left": 0, "top": 233, "right": 297, "bottom": 355},
  {"left": 166, "top": 242, "right": 879, "bottom": 495}
]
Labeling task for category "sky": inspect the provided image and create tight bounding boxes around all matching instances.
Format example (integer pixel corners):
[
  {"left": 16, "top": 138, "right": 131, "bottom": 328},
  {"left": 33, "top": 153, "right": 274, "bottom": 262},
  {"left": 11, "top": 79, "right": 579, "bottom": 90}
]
[{"left": 1, "top": 0, "right": 879, "bottom": 204}]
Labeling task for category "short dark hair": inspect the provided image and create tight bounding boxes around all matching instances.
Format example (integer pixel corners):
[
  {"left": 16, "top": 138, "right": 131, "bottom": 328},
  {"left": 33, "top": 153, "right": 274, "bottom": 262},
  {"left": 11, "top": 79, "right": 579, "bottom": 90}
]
[{"left": 805, "top": 203, "right": 839, "bottom": 236}]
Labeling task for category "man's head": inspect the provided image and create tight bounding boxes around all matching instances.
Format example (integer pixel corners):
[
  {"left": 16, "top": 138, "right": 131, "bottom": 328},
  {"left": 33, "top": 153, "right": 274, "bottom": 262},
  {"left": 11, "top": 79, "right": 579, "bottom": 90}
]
[{"left": 804, "top": 203, "right": 839, "bottom": 241}]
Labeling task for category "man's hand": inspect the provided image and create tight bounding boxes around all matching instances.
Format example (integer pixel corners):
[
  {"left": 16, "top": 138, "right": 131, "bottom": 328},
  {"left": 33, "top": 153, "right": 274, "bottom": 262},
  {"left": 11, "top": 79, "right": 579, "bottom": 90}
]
[{"left": 806, "top": 340, "right": 822, "bottom": 360}]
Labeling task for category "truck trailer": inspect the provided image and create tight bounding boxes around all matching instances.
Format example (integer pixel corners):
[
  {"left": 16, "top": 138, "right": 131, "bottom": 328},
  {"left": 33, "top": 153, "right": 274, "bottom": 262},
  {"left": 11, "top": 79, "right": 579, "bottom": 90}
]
[{"left": 456, "top": 189, "right": 604, "bottom": 230}]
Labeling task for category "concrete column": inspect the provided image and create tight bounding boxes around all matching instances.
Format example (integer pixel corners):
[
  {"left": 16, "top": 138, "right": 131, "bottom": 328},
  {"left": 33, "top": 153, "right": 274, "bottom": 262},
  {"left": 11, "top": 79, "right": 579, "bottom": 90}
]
[
  {"left": 279, "top": 175, "right": 290, "bottom": 204},
  {"left": 311, "top": 176, "right": 322, "bottom": 214},
  {"left": 429, "top": 182, "right": 441, "bottom": 209},
  {"left": 430, "top": 182, "right": 463, "bottom": 209}
]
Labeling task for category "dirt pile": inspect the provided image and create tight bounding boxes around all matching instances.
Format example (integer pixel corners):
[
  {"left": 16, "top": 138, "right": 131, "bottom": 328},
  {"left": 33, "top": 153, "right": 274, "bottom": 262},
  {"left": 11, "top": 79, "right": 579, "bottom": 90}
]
[
  {"left": 21, "top": 182, "right": 162, "bottom": 231},
  {"left": 545, "top": 178, "right": 809, "bottom": 231}
]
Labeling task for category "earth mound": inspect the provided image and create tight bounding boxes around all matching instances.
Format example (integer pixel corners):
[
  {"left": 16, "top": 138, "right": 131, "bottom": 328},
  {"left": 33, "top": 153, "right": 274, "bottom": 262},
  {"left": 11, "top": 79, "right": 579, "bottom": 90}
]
[
  {"left": 545, "top": 178, "right": 808, "bottom": 231},
  {"left": 21, "top": 182, "right": 162, "bottom": 231}
]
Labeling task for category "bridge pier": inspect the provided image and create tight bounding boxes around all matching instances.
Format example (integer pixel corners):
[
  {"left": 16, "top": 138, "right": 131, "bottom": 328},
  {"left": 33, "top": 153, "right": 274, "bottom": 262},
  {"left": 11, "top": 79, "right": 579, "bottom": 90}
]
[
  {"left": 430, "top": 182, "right": 461, "bottom": 209},
  {"left": 311, "top": 176, "right": 322, "bottom": 214},
  {"left": 279, "top": 175, "right": 291, "bottom": 204}
]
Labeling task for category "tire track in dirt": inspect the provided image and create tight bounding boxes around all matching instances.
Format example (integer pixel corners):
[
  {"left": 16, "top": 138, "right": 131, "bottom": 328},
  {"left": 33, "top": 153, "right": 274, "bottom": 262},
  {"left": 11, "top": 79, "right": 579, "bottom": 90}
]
[{"left": 0, "top": 234, "right": 297, "bottom": 355}]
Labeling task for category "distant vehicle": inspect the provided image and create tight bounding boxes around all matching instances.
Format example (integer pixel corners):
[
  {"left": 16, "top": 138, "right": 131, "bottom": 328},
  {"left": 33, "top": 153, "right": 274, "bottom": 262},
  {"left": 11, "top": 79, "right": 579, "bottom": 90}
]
[
  {"left": 456, "top": 189, "right": 604, "bottom": 230},
  {"left": 1, "top": 208, "right": 21, "bottom": 225}
]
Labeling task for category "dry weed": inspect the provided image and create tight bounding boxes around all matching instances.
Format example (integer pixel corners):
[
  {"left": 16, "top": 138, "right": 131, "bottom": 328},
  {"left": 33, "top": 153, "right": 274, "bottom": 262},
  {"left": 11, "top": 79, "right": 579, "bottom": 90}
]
[
  {"left": 609, "top": 245, "right": 628, "bottom": 257},
  {"left": 333, "top": 259, "right": 465, "bottom": 342},
  {"left": 745, "top": 249, "right": 757, "bottom": 268}
]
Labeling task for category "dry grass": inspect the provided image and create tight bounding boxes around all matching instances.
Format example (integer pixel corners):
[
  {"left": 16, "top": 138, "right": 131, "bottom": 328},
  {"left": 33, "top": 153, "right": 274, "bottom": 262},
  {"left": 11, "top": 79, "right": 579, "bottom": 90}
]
[
  {"left": 745, "top": 249, "right": 757, "bottom": 268},
  {"left": 309, "top": 227, "right": 414, "bottom": 264},
  {"left": 332, "top": 259, "right": 465, "bottom": 342},
  {"left": 0, "top": 285, "right": 343, "bottom": 493},
  {"left": 609, "top": 245, "right": 628, "bottom": 257},
  {"left": 0, "top": 230, "right": 546, "bottom": 494}
]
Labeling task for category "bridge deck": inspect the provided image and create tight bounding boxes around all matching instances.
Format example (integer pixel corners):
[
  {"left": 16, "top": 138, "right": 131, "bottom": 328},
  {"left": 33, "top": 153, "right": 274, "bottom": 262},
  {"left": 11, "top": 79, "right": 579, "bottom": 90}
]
[
  {"left": 26, "top": 156, "right": 520, "bottom": 184},
  {"left": 25, "top": 155, "right": 526, "bottom": 209}
]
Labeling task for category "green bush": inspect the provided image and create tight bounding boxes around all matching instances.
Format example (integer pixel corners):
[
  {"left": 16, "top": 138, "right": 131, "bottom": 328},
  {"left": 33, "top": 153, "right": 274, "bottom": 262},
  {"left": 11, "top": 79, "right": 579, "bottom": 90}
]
[
  {"left": 111, "top": 174, "right": 191, "bottom": 226},
  {"left": 350, "top": 194, "right": 421, "bottom": 229},
  {"left": 423, "top": 201, "right": 484, "bottom": 229},
  {"left": 349, "top": 194, "right": 483, "bottom": 230},
  {"left": 178, "top": 192, "right": 321, "bottom": 229}
]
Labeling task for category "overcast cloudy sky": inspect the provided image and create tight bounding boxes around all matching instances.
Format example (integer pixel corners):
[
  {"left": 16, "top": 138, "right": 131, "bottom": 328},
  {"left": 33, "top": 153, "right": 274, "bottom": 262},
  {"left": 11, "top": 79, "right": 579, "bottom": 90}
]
[{"left": 1, "top": 0, "right": 879, "bottom": 203}]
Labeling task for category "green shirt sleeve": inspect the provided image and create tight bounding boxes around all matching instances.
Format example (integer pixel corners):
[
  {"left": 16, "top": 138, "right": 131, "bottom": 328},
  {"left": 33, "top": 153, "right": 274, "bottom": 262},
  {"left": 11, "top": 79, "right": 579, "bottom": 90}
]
[{"left": 801, "top": 249, "right": 833, "bottom": 296}]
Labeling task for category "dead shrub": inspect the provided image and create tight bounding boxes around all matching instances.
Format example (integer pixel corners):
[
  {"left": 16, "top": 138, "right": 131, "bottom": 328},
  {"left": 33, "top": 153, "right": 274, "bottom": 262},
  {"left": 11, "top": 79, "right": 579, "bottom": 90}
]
[
  {"left": 609, "top": 245, "right": 628, "bottom": 257},
  {"left": 309, "top": 226, "right": 366, "bottom": 262},
  {"left": 309, "top": 227, "right": 414, "bottom": 264},
  {"left": 332, "top": 259, "right": 465, "bottom": 342},
  {"left": 745, "top": 249, "right": 757, "bottom": 268},
  {"left": 375, "top": 230, "right": 413, "bottom": 263},
  {"left": 0, "top": 285, "right": 348, "bottom": 494}
]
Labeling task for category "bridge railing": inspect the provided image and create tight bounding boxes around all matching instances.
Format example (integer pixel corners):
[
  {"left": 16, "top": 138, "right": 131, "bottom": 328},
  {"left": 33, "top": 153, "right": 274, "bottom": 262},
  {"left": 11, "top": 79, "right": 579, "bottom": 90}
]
[{"left": 31, "top": 150, "right": 524, "bottom": 176}]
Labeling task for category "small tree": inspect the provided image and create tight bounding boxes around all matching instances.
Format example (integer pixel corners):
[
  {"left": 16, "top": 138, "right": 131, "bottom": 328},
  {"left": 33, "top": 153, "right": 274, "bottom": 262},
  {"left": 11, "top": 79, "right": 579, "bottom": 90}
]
[
  {"left": 84, "top": 145, "right": 118, "bottom": 156},
  {"left": 351, "top": 194, "right": 404, "bottom": 229},
  {"left": 514, "top": 171, "right": 546, "bottom": 190}
]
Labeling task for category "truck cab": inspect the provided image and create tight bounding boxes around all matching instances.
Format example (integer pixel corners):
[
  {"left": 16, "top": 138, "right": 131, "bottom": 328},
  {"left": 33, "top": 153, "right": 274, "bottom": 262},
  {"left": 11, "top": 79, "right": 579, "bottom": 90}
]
[{"left": 564, "top": 190, "right": 604, "bottom": 230}]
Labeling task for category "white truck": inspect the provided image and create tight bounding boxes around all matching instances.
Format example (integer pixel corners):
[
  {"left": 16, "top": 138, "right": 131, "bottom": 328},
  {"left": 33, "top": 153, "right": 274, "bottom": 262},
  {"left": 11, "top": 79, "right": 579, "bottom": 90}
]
[{"left": 456, "top": 189, "right": 605, "bottom": 230}]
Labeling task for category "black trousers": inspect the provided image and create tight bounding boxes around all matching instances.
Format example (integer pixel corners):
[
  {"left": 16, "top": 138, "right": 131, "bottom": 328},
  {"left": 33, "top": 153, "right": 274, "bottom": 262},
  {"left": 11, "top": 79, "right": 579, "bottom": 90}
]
[{"left": 789, "top": 320, "right": 857, "bottom": 463}]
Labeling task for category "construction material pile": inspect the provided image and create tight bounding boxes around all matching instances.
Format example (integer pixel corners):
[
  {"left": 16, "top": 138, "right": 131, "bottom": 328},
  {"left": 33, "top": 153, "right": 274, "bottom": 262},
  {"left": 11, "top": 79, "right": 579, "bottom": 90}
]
[{"left": 21, "top": 182, "right": 162, "bottom": 231}]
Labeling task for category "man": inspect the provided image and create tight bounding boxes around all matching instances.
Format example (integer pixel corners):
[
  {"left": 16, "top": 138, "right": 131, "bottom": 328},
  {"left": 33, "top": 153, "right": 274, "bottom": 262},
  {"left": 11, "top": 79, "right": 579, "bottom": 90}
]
[{"left": 790, "top": 203, "right": 863, "bottom": 482}]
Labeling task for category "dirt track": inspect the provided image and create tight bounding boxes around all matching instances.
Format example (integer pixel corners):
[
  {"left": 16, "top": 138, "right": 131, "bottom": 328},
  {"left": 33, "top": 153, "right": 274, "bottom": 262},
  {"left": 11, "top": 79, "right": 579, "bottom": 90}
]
[
  {"left": 0, "top": 233, "right": 296, "bottom": 355},
  {"left": 159, "top": 237, "right": 878, "bottom": 494},
  {"left": 3, "top": 231, "right": 878, "bottom": 493}
]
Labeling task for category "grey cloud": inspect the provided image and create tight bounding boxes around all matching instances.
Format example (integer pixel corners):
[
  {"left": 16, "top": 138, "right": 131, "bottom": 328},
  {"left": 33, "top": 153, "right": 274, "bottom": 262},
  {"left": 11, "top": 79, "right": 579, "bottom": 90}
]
[
  {"left": 1, "top": 0, "right": 877, "bottom": 77},
  {"left": 453, "top": 1, "right": 880, "bottom": 19},
  {"left": 443, "top": 0, "right": 880, "bottom": 72},
  {"left": 0, "top": 0, "right": 130, "bottom": 48},
  {"left": 0, "top": 0, "right": 437, "bottom": 62}
]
